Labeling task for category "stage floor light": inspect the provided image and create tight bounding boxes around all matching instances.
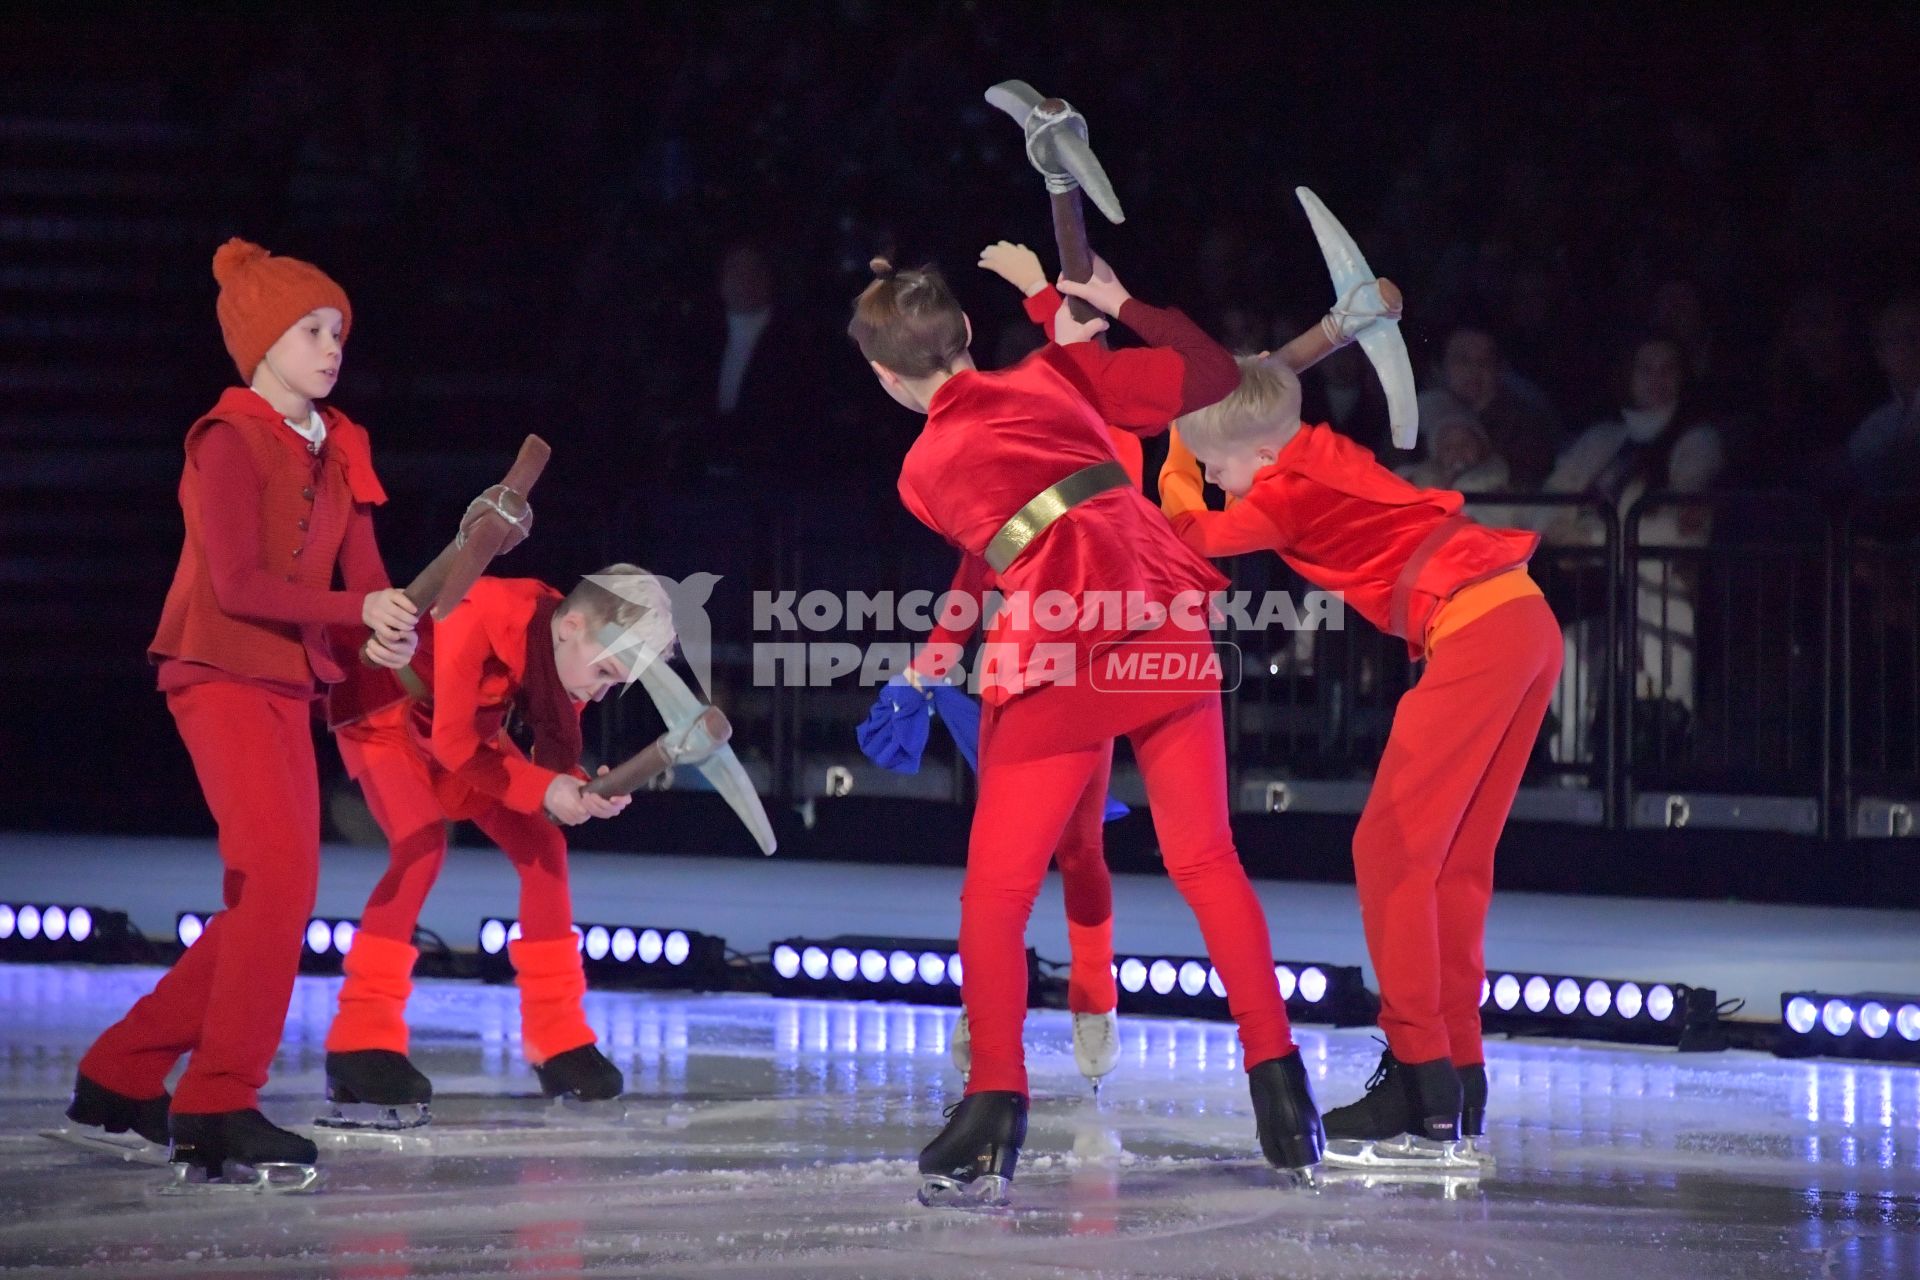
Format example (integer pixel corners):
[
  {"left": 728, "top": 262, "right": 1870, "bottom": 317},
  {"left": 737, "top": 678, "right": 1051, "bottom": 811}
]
[
  {"left": 767, "top": 936, "right": 1035, "bottom": 1008},
  {"left": 1777, "top": 991, "right": 1920, "bottom": 1064},
  {"left": 1480, "top": 969, "right": 1724, "bottom": 1050},
  {"left": 476, "top": 918, "right": 727, "bottom": 990},
  {"left": 1113, "top": 953, "right": 1375, "bottom": 1027},
  {"left": 0, "top": 901, "right": 136, "bottom": 963}
]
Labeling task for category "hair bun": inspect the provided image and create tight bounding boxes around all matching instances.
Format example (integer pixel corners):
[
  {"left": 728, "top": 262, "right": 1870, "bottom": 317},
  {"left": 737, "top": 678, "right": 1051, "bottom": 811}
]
[
  {"left": 868, "top": 255, "right": 896, "bottom": 280},
  {"left": 212, "top": 237, "right": 268, "bottom": 285}
]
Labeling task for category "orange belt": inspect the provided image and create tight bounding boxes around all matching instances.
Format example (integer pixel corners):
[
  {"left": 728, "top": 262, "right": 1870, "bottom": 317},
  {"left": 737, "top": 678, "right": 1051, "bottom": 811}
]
[{"left": 1424, "top": 567, "right": 1543, "bottom": 654}]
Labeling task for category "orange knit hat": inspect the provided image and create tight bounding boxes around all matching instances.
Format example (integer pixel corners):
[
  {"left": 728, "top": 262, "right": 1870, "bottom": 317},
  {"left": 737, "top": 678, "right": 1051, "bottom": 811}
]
[{"left": 211, "top": 238, "right": 353, "bottom": 382}]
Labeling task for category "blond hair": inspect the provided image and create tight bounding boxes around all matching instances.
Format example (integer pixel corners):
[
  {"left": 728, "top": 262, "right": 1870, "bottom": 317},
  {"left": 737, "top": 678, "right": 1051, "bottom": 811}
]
[
  {"left": 1174, "top": 356, "right": 1302, "bottom": 453},
  {"left": 563, "top": 563, "right": 677, "bottom": 660}
]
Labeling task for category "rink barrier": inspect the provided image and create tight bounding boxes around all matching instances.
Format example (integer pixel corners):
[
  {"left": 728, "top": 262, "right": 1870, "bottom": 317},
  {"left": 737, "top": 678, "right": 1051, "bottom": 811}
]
[
  {"left": 623, "top": 486, "right": 1915, "bottom": 839},
  {"left": 1224, "top": 493, "right": 1618, "bottom": 816}
]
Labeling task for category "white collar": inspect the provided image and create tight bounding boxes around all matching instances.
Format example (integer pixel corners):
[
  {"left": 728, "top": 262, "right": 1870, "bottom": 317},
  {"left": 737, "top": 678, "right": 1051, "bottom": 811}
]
[{"left": 283, "top": 408, "right": 327, "bottom": 448}]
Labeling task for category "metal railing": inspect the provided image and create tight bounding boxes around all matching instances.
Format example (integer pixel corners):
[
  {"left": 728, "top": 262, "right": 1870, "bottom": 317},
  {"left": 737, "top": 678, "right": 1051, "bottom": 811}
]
[
  {"left": 1621, "top": 491, "right": 1835, "bottom": 833},
  {"left": 606, "top": 484, "right": 1913, "bottom": 839}
]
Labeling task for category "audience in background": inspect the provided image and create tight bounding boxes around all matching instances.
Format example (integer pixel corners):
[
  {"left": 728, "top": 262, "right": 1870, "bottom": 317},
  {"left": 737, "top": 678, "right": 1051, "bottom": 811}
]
[{"left": 1415, "top": 326, "right": 1562, "bottom": 490}]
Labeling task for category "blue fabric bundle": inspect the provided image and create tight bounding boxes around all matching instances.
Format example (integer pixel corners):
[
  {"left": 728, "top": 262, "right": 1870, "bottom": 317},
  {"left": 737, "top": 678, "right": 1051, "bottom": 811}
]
[
  {"left": 856, "top": 678, "right": 1129, "bottom": 821},
  {"left": 853, "top": 677, "right": 932, "bottom": 773}
]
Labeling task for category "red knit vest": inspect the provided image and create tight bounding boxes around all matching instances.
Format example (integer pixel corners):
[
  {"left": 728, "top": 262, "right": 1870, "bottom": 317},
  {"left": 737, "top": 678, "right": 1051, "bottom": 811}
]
[{"left": 150, "top": 395, "right": 370, "bottom": 688}]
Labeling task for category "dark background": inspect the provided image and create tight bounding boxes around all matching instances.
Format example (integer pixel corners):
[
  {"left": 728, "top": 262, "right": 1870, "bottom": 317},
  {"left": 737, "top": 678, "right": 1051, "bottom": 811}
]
[{"left": 3, "top": 2, "right": 1918, "bottom": 905}]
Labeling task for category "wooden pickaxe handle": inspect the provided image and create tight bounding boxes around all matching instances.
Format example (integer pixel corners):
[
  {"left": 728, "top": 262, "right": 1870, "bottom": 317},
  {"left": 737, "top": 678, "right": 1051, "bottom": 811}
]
[
  {"left": 1271, "top": 279, "right": 1404, "bottom": 374},
  {"left": 585, "top": 707, "right": 733, "bottom": 799},
  {"left": 403, "top": 435, "right": 550, "bottom": 619}
]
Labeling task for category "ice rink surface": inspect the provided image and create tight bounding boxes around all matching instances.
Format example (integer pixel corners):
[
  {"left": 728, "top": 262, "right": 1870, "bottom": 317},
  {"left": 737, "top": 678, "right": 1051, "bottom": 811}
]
[{"left": 1, "top": 964, "right": 1916, "bottom": 1279}]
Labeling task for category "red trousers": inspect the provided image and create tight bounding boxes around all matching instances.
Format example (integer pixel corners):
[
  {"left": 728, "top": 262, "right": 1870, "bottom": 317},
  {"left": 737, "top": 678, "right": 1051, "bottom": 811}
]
[
  {"left": 80, "top": 683, "right": 321, "bottom": 1113},
  {"left": 335, "top": 706, "right": 575, "bottom": 947},
  {"left": 328, "top": 704, "right": 587, "bottom": 1061},
  {"left": 963, "top": 632, "right": 1294, "bottom": 1096},
  {"left": 1054, "top": 739, "right": 1116, "bottom": 1016},
  {"left": 1355, "top": 597, "right": 1562, "bottom": 1066}
]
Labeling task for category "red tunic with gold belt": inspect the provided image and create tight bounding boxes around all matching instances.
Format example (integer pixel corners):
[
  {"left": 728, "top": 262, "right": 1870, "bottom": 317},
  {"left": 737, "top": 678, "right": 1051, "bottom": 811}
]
[
  {"left": 912, "top": 285, "right": 1153, "bottom": 681},
  {"left": 895, "top": 299, "right": 1237, "bottom": 704}
]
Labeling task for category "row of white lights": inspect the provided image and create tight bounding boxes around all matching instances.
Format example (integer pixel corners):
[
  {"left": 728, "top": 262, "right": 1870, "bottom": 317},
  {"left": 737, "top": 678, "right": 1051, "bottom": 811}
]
[
  {"left": 1481, "top": 973, "right": 1676, "bottom": 1021},
  {"left": 773, "top": 944, "right": 962, "bottom": 988},
  {"left": 176, "top": 913, "right": 356, "bottom": 955},
  {"left": 0, "top": 904, "right": 95, "bottom": 944},
  {"left": 1116, "top": 958, "right": 1332, "bottom": 1005},
  {"left": 479, "top": 919, "right": 695, "bottom": 967},
  {"left": 1785, "top": 996, "right": 1920, "bottom": 1042}
]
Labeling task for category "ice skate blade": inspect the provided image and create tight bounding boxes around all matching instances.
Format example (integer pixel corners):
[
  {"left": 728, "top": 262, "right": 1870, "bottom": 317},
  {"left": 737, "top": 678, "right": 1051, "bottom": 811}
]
[
  {"left": 1269, "top": 1161, "right": 1319, "bottom": 1190},
  {"left": 41, "top": 1127, "right": 170, "bottom": 1166},
  {"left": 1457, "top": 1137, "right": 1496, "bottom": 1169},
  {"left": 312, "top": 1125, "right": 432, "bottom": 1154},
  {"left": 1325, "top": 1136, "right": 1483, "bottom": 1172},
  {"left": 546, "top": 1094, "right": 628, "bottom": 1116},
  {"left": 917, "top": 1173, "right": 1012, "bottom": 1209},
  {"left": 1319, "top": 1165, "right": 1481, "bottom": 1198},
  {"left": 314, "top": 1103, "right": 431, "bottom": 1132},
  {"left": 159, "top": 1160, "right": 322, "bottom": 1195}
]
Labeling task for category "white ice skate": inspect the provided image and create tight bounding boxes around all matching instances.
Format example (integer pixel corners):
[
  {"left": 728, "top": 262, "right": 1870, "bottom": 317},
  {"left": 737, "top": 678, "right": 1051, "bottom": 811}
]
[
  {"left": 949, "top": 1011, "right": 972, "bottom": 1079},
  {"left": 951, "top": 1010, "right": 1120, "bottom": 1091},
  {"left": 1072, "top": 1011, "right": 1119, "bottom": 1091}
]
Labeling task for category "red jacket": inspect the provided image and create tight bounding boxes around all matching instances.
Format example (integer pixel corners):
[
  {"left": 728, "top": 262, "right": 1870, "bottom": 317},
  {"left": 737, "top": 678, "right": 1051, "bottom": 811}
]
[
  {"left": 897, "top": 300, "right": 1235, "bottom": 703},
  {"left": 417, "top": 577, "right": 578, "bottom": 817},
  {"left": 1166, "top": 423, "right": 1538, "bottom": 657},
  {"left": 150, "top": 388, "right": 387, "bottom": 693}
]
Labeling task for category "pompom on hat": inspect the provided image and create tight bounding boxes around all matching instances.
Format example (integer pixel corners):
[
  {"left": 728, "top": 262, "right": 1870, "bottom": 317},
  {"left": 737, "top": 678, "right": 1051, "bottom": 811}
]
[{"left": 211, "top": 238, "right": 352, "bottom": 382}]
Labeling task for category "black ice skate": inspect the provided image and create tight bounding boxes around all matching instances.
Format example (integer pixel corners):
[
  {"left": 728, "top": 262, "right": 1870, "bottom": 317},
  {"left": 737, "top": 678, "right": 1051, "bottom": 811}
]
[
  {"left": 164, "top": 1109, "right": 321, "bottom": 1194},
  {"left": 534, "top": 1044, "right": 624, "bottom": 1103},
  {"left": 1322, "top": 1046, "right": 1477, "bottom": 1173},
  {"left": 43, "top": 1073, "right": 172, "bottom": 1165},
  {"left": 1456, "top": 1061, "right": 1493, "bottom": 1167},
  {"left": 316, "top": 1050, "right": 433, "bottom": 1132},
  {"left": 917, "top": 1091, "right": 1027, "bottom": 1208},
  {"left": 1248, "top": 1049, "right": 1325, "bottom": 1180}
]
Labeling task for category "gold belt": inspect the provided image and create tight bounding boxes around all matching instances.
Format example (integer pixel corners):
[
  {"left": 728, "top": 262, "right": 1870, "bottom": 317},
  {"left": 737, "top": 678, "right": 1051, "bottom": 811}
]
[{"left": 983, "top": 460, "right": 1130, "bottom": 574}]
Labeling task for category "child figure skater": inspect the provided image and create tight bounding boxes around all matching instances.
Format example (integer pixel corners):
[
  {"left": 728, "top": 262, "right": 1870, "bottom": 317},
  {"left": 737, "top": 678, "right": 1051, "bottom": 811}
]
[
  {"left": 913, "top": 239, "right": 1147, "bottom": 1091},
  {"left": 1163, "top": 355, "right": 1561, "bottom": 1168},
  {"left": 851, "top": 253, "right": 1324, "bottom": 1206},
  {"left": 68, "top": 240, "right": 418, "bottom": 1184},
  {"left": 322, "top": 567, "right": 673, "bottom": 1120}
]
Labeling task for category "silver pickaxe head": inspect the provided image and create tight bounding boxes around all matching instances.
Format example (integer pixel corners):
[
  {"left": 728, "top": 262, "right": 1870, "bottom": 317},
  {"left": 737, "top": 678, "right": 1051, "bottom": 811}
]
[
  {"left": 1296, "top": 186, "right": 1419, "bottom": 449},
  {"left": 984, "top": 80, "right": 1126, "bottom": 225}
]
